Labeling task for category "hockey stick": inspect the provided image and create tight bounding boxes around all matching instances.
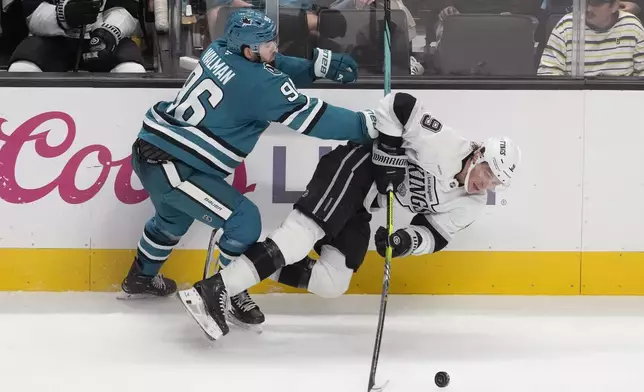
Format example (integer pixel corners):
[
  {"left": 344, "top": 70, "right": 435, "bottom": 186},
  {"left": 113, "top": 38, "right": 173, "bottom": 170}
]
[
  {"left": 74, "top": 25, "right": 86, "bottom": 72},
  {"left": 367, "top": 185, "right": 394, "bottom": 392},
  {"left": 201, "top": 229, "right": 263, "bottom": 334},
  {"left": 367, "top": 2, "right": 393, "bottom": 391},
  {"left": 203, "top": 229, "right": 219, "bottom": 279}
]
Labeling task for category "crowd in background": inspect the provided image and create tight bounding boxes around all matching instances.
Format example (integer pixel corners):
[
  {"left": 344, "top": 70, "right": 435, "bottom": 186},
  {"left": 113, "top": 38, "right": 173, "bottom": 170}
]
[{"left": 0, "top": 0, "right": 642, "bottom": 77}]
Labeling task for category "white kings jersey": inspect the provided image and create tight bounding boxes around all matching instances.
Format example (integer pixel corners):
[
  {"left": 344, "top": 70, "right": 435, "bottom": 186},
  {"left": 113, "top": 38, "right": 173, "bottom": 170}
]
[{"left": 365, "top": 92, "right": 487, "bottom": 255}]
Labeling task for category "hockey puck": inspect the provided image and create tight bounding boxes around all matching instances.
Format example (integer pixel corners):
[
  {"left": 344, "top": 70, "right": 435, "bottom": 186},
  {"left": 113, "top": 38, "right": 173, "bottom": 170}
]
[{"left": 434, "top": 371, "right": 450, "bottom": 388}]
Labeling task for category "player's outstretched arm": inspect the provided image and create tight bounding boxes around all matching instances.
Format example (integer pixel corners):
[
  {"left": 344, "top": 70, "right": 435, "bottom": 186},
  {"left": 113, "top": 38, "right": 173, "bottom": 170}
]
[
  {"left": 260, "top": 74, "right": 377, "bottom": 144},
  {"left": 273, "top": 48, "right": 359, "bottom": 87}
]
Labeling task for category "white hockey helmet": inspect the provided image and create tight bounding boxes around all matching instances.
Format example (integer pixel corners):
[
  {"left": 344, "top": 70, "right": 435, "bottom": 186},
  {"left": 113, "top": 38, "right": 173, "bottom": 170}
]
[{"left": 465, "top": 136, "right": 521, "bottom": 193}]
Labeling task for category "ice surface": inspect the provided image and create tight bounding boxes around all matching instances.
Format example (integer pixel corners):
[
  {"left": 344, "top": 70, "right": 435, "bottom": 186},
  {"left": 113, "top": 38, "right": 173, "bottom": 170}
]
[{"left": 2, "top": 293, "right": 644, "bottom": 392}]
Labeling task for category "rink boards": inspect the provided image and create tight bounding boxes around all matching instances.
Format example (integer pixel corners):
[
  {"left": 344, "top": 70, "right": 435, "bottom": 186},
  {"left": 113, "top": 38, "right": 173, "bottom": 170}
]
[{"left": 0, "top": 87, "right": 641, "bottom": 295}]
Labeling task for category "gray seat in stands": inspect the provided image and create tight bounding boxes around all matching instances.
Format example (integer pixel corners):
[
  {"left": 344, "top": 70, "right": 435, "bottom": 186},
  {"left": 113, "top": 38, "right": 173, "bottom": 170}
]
[
  {"left": 317, "top": 9, "right": 411, "bottom": 76},
  {"left": 436, "top": 14, "right": 537, "bottom": 76},
  {"left": 544, "top": 13, "right": 566, "bottom": 42}
]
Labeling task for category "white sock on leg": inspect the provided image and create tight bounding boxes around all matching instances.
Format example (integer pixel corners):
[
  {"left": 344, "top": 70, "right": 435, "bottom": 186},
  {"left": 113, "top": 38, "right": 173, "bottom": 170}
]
[{"left": 220, "top": 255, "right": 260, "bottom": 297}]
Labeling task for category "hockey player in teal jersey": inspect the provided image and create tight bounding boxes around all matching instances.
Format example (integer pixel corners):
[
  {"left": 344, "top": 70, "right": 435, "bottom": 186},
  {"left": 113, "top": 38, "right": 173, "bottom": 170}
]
[{"left": 120, "top": 9, "right": 378, "bottom": 328}]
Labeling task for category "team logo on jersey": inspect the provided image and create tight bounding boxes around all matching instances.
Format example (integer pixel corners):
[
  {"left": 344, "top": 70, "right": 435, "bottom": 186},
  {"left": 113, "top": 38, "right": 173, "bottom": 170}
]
[
  {"left": 397, "top": 183, "right": 407, "bottom": 197},
  {"left": 264, "top": 63, "right": 283, "bottom": 76},
  {"left": 420, "top": 114, "right": 443, "bottom": 133}
]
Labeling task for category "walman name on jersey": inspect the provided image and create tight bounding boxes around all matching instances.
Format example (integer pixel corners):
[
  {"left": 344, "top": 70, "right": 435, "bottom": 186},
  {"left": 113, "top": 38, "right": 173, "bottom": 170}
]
[{"left": 201, "top": 47, "right": 236, "bottom": 85}]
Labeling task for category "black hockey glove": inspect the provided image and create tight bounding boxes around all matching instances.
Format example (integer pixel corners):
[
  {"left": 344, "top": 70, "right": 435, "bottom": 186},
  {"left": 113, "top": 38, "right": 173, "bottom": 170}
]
[
  {"left": 374, "top": 226, "right": 415, "bottom": 258},
  {"left": 371, "top": 139, "right": 407, "bottom": 194},
  {"left": 56, "top": 0, "right": 102, "bottom": 30},
  {"left": 82, "top": 27, "right": 119, "bottom": 72}
]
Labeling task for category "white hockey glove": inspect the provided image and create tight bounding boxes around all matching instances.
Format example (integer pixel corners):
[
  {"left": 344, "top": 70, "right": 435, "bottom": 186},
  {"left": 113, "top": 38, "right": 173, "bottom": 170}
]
[{"left": 313, "top": 48, "right": 358, "bottom": 83}]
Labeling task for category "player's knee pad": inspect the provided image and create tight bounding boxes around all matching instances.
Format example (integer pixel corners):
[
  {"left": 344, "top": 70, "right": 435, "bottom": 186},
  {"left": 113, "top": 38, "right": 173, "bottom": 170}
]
[
  {"left": 242, "top": 237, "right": 286, "bottom": 280},
  {"left": 268, "top": 209, "right": 325, "bottom": 266},
  {"left": 111, "top": 62, "right": 146, "bottom": 73},
  {"left": 308, "top": 245, "right": 353, "bottom": 298},
  {"left": 8, "top": 61, "right": 42, "bottom": 72}
]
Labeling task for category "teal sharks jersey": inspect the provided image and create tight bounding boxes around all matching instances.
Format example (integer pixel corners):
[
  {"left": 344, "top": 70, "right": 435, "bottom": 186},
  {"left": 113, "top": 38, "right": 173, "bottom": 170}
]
[{"left": 138, "top": 38, "right": 374, "bottom": 178}]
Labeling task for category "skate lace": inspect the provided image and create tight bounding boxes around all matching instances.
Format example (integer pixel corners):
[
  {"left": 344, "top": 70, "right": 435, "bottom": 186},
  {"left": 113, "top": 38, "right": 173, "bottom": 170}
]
[
  {"left": 151, "top": 275, "right": 166, "bottom": 290},
  {"left": 233, "top": 291, "right": 258, "bottom": 312},
  {"left": 219, "top": 291, "right": 230, "bottom": 314}
]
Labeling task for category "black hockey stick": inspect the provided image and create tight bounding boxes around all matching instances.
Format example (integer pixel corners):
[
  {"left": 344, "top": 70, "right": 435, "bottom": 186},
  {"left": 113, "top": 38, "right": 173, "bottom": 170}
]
[
  {"left": 367, "top": 3, "right": 393, "bottom": 390},
  {"left": 367, "top": 184, "right": 394, "bottom": 392},
  {"left": 74, "top": 25, "right": 86, "bottom": 72}
]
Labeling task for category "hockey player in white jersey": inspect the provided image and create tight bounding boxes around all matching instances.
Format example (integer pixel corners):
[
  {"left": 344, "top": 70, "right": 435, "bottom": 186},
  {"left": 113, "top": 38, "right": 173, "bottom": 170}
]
[{"left": 177, "top": 92, "right": 522, "bottom": 340}]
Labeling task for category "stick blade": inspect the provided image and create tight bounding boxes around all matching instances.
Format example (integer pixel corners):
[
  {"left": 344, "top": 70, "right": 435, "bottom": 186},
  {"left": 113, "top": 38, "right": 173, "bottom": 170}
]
[{"left": 369, "top": 379, "right": 390, "bottom": 392}]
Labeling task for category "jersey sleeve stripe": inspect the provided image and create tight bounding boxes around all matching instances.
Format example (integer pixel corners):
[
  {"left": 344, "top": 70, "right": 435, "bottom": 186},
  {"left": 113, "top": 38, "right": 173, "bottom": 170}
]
[
  {"left": 151, "top": 106, "right": 245, "bottom": 162},
  {"left": 277, "top": 100, "right": 308, "bottom": 123},
  {"left": 142, "top": 118, "right": 233, "bottom": 175},
  {"left": 280, "top": 95, "right": 312, "bottom": 126},
  {"left": 301, "top": 102, "right": 328, "bottom": 135},
  {"left": 410, "top": 214, "right": 449, "bottom": 252},
  {"left": 294, "top": 99, "right": 325, "bottom": 134}
]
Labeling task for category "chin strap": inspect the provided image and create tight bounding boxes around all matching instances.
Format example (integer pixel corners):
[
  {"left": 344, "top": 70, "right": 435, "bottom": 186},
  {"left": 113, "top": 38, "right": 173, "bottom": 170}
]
[{"left": 463, "top": 156, "right": 480, "bottom": 194}]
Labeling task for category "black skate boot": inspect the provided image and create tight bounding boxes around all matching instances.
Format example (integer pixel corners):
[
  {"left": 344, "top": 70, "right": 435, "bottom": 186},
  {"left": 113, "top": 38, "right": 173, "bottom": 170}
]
[
  {"left": 228, "top": 290, "right": 265, "bottom": 331},
  {"left": 177, "top": 273, "right": 230, "bottom": 341},
  {"left": 118, "top": 259, "right": 177, "bottom": 299}
]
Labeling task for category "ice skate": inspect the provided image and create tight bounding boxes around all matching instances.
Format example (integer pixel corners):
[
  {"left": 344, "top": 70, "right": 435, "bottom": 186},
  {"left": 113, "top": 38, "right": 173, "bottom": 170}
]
[
  {"left": 117, "top": 259, "right": 177, "bottom": 300},
  {"left": 177, "top": 274, "right": 230, "bottom": 341},
  {"left": 227, "top": 290, "right": 265, "bottom": 333}
]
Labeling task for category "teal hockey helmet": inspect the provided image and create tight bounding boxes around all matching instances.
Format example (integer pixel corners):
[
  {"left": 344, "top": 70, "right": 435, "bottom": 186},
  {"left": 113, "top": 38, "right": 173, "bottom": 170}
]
[{"left": 225, "top": 9, "right": 277, "bottom": 55}]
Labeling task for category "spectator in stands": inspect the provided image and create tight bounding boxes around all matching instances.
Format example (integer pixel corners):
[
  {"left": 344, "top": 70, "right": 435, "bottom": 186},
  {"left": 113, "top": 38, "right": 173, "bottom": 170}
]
[
  {"left": 541, "top": 0, "right": 643, "bottom": 20},
  {"left": 328, "top": 0, "right": 424, "bottom": 74},
  {"left": 620, "top": 1, "right": 643, "bottom": 17},
  {"left": 8, "top": 0, "right": 145, "bottom": 73},
  {"left": 538, "top": 0, "right": 644, "bottom": 76}
]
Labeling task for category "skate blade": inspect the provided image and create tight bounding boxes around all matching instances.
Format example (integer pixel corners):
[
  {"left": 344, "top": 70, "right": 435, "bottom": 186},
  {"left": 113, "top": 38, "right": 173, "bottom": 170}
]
[
  {"left": 116, "top": 291, "right": 173, "bottom": 300},
  {"left": 370, "top": 380, "right": 390, "bottom": 392},
  {"left": 176, "top": 288, "right": 224, "bottom": 341},
  {"left": 226, "top": 311, "right": 263, "bottom": 334}
]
